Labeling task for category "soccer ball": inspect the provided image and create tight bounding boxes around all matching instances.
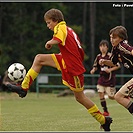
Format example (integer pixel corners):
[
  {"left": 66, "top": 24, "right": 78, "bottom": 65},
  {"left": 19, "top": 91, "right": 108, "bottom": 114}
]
[{"left": 7, "top": 63, "right": 26, "bottom": 82}]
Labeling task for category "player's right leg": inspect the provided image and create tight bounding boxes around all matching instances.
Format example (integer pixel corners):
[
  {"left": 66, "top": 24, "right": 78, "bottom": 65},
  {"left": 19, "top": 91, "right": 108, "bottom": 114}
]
[
  {"left": 7, "top": 54, "right": 57, "bottom": 97},
  {"left": 66, "top": 76, "right": 112, "bottom": 131},
  {"left": 99, "top": 92, "right": 110, "bottom": 116},
  {"left": 73, "top": 91, "right": 113, "bottom": 131},
  {"left": 97, "top": 85, "right": 110, "bottom": 116}
]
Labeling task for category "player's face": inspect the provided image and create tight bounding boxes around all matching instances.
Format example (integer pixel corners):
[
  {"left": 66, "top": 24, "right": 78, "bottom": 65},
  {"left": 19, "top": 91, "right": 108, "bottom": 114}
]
[
  {"left": 99, "top": 44, "right": 108, "bottom": 54},
  {"left": 110, "top": 34, "right": 123, "bottom": 47},
  {"left": 45, "top": 19, "right": 58, "bottom": 31}
]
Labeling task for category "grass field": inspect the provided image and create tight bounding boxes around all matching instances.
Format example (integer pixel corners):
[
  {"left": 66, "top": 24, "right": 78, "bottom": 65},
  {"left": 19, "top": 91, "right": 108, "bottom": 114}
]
[{"left": 0, "top": 91, "right": 133, "bottom": 132}]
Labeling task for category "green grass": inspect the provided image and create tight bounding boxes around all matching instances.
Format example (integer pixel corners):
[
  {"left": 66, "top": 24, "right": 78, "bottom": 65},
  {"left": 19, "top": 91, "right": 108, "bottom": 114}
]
[{"left": 0, "top": 92, "right": 133, "bottom": 132}]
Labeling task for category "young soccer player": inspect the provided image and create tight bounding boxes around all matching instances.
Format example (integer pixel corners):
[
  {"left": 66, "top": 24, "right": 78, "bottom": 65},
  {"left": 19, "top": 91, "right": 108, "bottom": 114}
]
[
  {"left": 99, "top": 25, "right": 133, "bottom": 115},
  {"left": 7, "top": 8, "right": 113, "bottom": 131},
  {"left": 90, "top": 40, "right": 120, "bottom": 116}
]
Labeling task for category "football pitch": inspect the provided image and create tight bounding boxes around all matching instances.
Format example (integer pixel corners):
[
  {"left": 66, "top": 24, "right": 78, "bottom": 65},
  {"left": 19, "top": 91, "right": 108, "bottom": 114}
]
[{"left": 0, "top": 92, "right": 133, "bottom": 132}]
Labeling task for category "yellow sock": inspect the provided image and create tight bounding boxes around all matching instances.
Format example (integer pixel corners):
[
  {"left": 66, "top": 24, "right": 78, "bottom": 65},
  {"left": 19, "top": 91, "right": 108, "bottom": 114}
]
[
  {"left": 21, "top": 68, "right": 38, "bottom": 90},
  {"left": 88, "top": 104, "right": 105, "bottom": 125}
]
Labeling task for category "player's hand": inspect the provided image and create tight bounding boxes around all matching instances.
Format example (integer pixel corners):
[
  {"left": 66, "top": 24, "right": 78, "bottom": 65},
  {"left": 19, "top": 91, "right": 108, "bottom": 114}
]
[
  {"left": 45, "top": 43, "right": 52, "bottom": 50},
  {"left": 90, "top": 69, "right": 95, "bottom": 74},
  {"left": 104, "top": 68, "right": 111, "bottom": 73},
  {"left": 99, "top": 59, "right": 105, "bottom": 66}
]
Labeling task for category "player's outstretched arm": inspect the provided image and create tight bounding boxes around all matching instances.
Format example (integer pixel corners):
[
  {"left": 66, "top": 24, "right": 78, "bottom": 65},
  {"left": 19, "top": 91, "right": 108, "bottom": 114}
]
[
  {"left": 90, "top": 67, "right": 97, "bottom": 74},
  {"left": 99, "top": 59, "right": 116, "bottom": 67},
  {"left": 45, "top": 39, "right": 60, "bottom": 50}
]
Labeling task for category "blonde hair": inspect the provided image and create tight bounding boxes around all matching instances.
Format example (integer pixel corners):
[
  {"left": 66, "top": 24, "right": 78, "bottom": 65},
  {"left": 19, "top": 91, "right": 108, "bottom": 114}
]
[{"left": 44, "top": 8, "right": 64, "bottom": 22}]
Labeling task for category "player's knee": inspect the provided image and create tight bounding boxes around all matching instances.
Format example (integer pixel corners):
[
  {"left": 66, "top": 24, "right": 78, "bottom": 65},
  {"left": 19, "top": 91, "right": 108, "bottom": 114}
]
[
  {"left": 34, "top": 54, "right": 45, "bottom": 64},
  {"left": 35, "top": 54, "right": 42, "bottom": 61},
  {"left": 114, "top": 92, "right": 121, "bottom": 102},
  {"left": 108, "top": 95, "right": 115, "bottom": 100}
]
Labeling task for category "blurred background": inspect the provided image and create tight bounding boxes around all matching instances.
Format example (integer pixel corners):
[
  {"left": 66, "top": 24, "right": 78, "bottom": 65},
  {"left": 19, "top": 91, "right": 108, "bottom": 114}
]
[{"left": 0, "top": 2, "right": 133, "bottom": 92}]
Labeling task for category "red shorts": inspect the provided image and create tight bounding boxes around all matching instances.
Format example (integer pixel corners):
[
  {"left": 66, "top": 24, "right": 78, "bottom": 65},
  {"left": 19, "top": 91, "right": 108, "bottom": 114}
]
[{"left": 51, "top": 53, "right": 84, "bottom": 92}]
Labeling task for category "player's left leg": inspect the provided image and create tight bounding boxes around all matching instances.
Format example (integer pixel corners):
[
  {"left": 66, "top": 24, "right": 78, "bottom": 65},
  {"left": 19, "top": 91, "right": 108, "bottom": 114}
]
[
  {"left": 7, "top": 54, "right": 57, "bottom": 97},
  {"left": 106, "top": 86, "right": 116, "bottom": 100},
  {"left": 21, "top": 54, "right": 56, "bottom": 90},
  {"left": 115, "top": 91, "right": 133, "bottom": 114},
  {"left": 114, "top": 78, "right": 133, "bottom": 114}
]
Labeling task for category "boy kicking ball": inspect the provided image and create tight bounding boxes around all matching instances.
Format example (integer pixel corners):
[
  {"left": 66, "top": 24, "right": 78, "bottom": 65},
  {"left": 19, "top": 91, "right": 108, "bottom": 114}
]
[{"left": 7, "top": 8, "right": 113, "bottom": 131}]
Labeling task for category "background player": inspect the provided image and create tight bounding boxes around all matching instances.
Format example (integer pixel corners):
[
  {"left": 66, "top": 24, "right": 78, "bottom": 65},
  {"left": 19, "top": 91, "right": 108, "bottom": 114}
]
[{"left": 90, "top": 39, "right": 120, "bottom": 116}]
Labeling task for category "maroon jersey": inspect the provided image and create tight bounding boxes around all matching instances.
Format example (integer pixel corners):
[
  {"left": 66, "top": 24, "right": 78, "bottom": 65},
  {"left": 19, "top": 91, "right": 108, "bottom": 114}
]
[
  {"left": 93, "top": 52, "right": 116, "bottom": 87},
  {"left": 111, "top": 40, "right": 133, "bottom": 74}
]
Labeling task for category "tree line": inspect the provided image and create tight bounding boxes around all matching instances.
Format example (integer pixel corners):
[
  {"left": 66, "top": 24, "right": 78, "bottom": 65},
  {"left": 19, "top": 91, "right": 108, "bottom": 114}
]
[{"left": 0, "top": 2, "right": 133, "bottom": 91}]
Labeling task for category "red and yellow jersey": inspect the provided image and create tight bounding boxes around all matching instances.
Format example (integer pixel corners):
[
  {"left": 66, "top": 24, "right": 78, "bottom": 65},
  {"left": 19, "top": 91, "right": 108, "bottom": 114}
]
[{"left": 53, "top": 21, "right": 86, "bottom": 76}]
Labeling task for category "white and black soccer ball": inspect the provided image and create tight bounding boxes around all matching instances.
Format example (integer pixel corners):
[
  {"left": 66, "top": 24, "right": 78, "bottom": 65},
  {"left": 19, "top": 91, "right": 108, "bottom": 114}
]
[{"left": 7, "top": 63, "right": 26, "bottom": 82}]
